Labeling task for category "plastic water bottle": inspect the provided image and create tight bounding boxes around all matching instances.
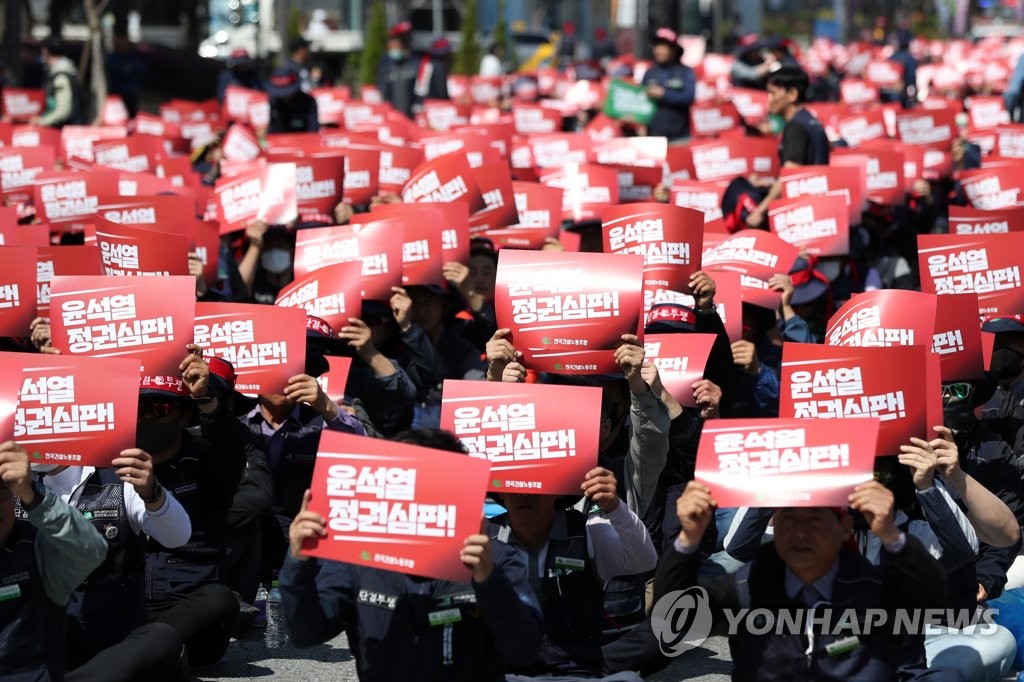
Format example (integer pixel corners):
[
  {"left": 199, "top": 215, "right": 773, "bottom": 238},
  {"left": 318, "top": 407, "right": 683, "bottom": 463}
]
[{"left": 264, "top": 581, "right": 288, "bottom": 649}]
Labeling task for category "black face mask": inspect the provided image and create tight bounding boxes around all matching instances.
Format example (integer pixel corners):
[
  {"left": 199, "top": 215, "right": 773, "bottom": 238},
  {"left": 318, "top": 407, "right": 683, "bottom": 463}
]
[
  {"left": 990, "top": 347, "right": 1024, "bottom": 384},
  {"left": 135, "top": 420, "right": 181, "bottom": 455},
  {"left": 943, "top": 400, "right": 975, "bottom": 434}
]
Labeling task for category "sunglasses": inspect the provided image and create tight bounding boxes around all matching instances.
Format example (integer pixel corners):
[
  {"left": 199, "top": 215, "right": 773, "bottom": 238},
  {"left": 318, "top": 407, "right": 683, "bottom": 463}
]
[
  {"left": 137, "top": 402, "right": 179, "bottom": 419},
  {"left": 941, "top": 383, "right": 972, "bottom": 400}
]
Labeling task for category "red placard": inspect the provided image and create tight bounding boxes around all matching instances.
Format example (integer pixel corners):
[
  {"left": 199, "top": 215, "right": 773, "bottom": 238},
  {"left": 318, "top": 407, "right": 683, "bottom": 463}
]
[
  {"left": 781, "top": 165, "right": 864, "bottom": 226},
  {"left": 338, "top": 218, "right": 406, "bottom": 300},
  {"left": 10, "top": 353, "right": 139, "bottom": 467},
  {"left": 91, "top": 136, "right": 164, "bottom": 174},
  {"left": 688, "top": 137, "right": 778, "bottom": 183},
  {"left": 702, "top": 229, "right": 800, "bottom": 280},
  {"left": 36, "top": 246, "right": 103, "bottom": 318},
  {"left": 342, "top": 146, "right": 381, "bottom": 205},
  {"left": 967, "top": 95, "right": 1008, "bottom": 130},
  {"left": 316, "top": 355, "right": 353, "bottom": 404},
  {"left": 481, "top": 181, "right": 562, "bottom": 248},
  {"left": 918, "top": 233, "right": 1024, "bottom": 318},
  {"left": 833, "top": 148, "right": 905, "bottom": 205},
  {"left": 0, "top": 223, "right": 47, "bottom": 247},
  {"left": 440, "top": 379, "right": 601, "bottom": 494},
  {"left": 2, "top": 89, "right": 45, "bottom": 121},
  {"left": 221, "top": 123, "right": 263, "bottom": 162},
  {"left": 825, "top": 290, "right": 937, "bottom": 348},
  {"left": 896, "top": 109, "right": 957, "bottom": 148},
  {"left": 371, "top": 202, "right": 471, "bottom": 265},
  {"left": 102, "top": 95, "right": 129, "bottom": 126},
  {"left": 401, "top": 219, "right": 445, "bottom": 286},
  {"left": 602, "top": 203, "right": 704, "bottom": 291},
  {"left": 994, "top": 126, "right": 1024, "bottom": 158},
  {"left": 0, "top": 247, "right": 38, "bottom": 336},
  {"left": 62, "top": 125, "right": 127, "bottom": 166},
  {"left": 669, "top": 180, "right": 725, "bottom": 223},
  {"left": 840, "top": 79, "right": 881, "bottom": 107},
  {"left": 419, "top": 100, "right": 471, "bottom": 131},
  {"left": 214, "top": 163, "right": 298, "bottom": 233},
  {"left": 401, "top": 154, "right": 485, "bottom": 212},
  {"left": 538, "top": 163, "right": 619, "bottom": 222},
  {"left": 768, "top": 194, "right": 850, "bottom": 256},
  {"left": 377, "top": 145, "right": 425, "bottom": 195},
  {"left": 836, "top": 109, "right": 889, "bottom": 147},
  {"left": 312, "top": 87, "right": 349, "bottom": 125},
  {"left": 643, "top": 333, "right": 717, "bottom": 408},
  {"left": 293, "top": 223, "right": 357, "bottom": 277},
  {"left": 304, "top": 431, "right": 490, "bottom": 581},
  {"left": 864, "top": 60, "right": 904, "bottom": 90},
  {"left": 728, "top": 88, "right": 770, "bottom": 125},
  {"left": 959, "top": 167, "right": 1024, "bottom": 210},
  {"left": 49, "top": 275, "right": 196, "bottom": 376},
  {"left": 948, "top": 205, "right": 1024, "bottom": 235},
  {"left": 193, "top": 303, "right": 306, "bottom": 396},
  {"left": 0, "top": 147, "right": 57, "bottom": 202},
  {"left": 34, "top": 169, "right": 120, "bottom": 230},
  {"left": 273, "top": 154, "right": 345, "bottom": 218},
  {"left": 95, "top": 194, "right": 196, "bottom": 229},
  {"left": 694, "top": 418, "right": 879, "bottom": 507},
  {"left": 932, "top": 293, "right": 985, "bottom": 381},
  {"left": 10, "top": 125, "right": 61, "bottom": 151},
  {"left": 494, "top": 249, "right": 644, "bottom": 374},
  {"left": 467, "top": 161, "right": 517, "bottom": 233},
  {"left": 94, "top": 219, "right": 188, "bottom": 277},
  {"left": 527, "top": 134, "right": 593, "bottom": 170},
  {"left": 512, "top": 105, "right": 563, "bottom": 134},
  {"left": 690, "top": 102, "right": 743, "bottom": 137},
  {"left": 274, "top": 261, "right": 364, "bottom": 329},
  {"left": 779, "top": 343, "right": 935, "bottom": 456}
]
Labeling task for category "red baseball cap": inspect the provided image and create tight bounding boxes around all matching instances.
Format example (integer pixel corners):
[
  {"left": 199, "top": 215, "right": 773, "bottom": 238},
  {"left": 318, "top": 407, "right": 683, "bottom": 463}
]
[{"left": 139, "top": 375, "right": 189, "bottom": 400}]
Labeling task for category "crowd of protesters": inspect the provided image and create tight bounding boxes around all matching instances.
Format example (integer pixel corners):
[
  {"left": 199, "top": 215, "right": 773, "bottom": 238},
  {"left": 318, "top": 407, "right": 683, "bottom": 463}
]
[{"left": 2, "top": 16, "right": 1024, "bottom": 682}]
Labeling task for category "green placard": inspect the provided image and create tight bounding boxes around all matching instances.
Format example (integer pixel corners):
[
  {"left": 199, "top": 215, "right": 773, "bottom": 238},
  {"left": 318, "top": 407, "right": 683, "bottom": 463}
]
[{"left": 603, "top": 80, "right": 656, "bottom": 125}]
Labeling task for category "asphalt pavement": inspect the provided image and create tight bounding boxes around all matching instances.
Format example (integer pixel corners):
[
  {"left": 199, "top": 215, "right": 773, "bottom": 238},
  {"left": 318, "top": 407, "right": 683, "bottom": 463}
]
[{"left": 198, "top": 631, "right": 734, "bottom": 681}]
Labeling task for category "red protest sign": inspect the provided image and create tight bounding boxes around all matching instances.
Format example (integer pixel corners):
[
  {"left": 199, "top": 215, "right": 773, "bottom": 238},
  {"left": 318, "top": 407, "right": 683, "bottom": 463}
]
[
  {"left": 768, "top": 194, "right": 850, "bottom": 256},
  {"left": 967, "top": 95, "right": 1008, "bottom": 130},
  {"left": 825, "top": 290, "right": 937, "bottom": 348},
  {"left": 95, "top": 194, "right": 196, "bottom": 229},
  {"left": 670, "top": 180, "right": 725, "bottom": 223},
  {"left": 371, "top": 202, "right": 471, "bottom": 265},
  {"left": 948, "top": 205, "right": 1024, "bottom": 235},
  {"left": 690, "top": 102, "right": 743, "bottom": 137},
  {"left": 401, "top": 220, "right": 445, "bottom": 287},
  {"left": 49, "top": 275, "right": 195, "bottom": 376},
  {"left": 194, "top": 303, "right": 306, "bottom": 396},
  {"left": 836, "top": 109, "right": 889, "bottom": 147},
  {"left": 959, "top": 167, "right": 1024, "bottom": 210},
  {"left": 840, "top": 79, "right": 881, "bottom": 107},
  {"left": 688, "top": 137, "right": 778, "bottom": 183},
  {"left": 864, "top": 60, "right": 904, "bottom": 90},
  {"left": 512, "top": 105, "right": 563, "bottom": 134},
  {"left": 538, "top": 163, "right": 619, "bottom": 222},
  {"left": 311, "top": 86, "right": 349, "bottom": 125},
  {"left": 728, "top": 87, "right": 770, "bottom": 125},
  {"left": 897, "top": 109, "right": 957, "bottom": 148},
  {"left": 0, "top": 247, "right": 37, "bottom": 336},
  {"left": 467, "top": 161, "right": 518, "bottom": 233},
  {"left": 419, "top": 100, "right": 471, "bottom": 131},
  {"left": 602, "top": 203, "right": 704, "bottom": 291},
  {"left": 495, "top": 249, "right": 644, "bottom": 374},
  {"left": 527, "top": 134, "right": 593, "bottom": 170},
  {"left": 694, "top": 418, "right": 878, "bottom": 508},
  {"left": 36, "top": 246, "right": 103, "bottom": 318},
  {"left": 222, "top": 123, "right": 263, "bottom": 162},
  {"left": 0, "top": 146, "right": 56, "bottom": 202},
  {"left": 833, "top": 148, "right": 905, "bottom": 205},
  {"left": 440, "top": 379, "right": 601, "bottom": 494},
  {"left": 10, "top": 125, "right": 61, "bottom": 151},
  {"left": 918, "top": 233, "right": 1024, "bottom": 318},
  {"left": 401, "top": 153, "right": 485, "bottom": 212},
  {"left": 781, "top": 165, "right": 864, "bottom": 226},
  {"left": 316, "top": 355, "right": 353, "bottom": 404},
  {"left": 214, "top": 163, "right": 298, "bottom": 233},
  {"left": 0, "top": 223, "right": 48, "bottom": 247},
  {"left": 643, "top": 334, "right": 717, "bottom": 408},
  {"left": 292, "top": 223, "right": 359, "bottom": 279},
  {"left": 994, "top": 125, "right": 1024, "bottom": 158},
  {"left": 95, "top": 219, "right": 189, "bottom": 277},
  {"left": 779, "top": 343, "right": 933, "bottom": 456},
  {"left": 1, "top": 89, "right": 45, "bottom": 121},
  {"left": 932, "top": 293, "right": 985, "bottom": 381},
  {"left": 61, "top": 125, "right": 128, "bottom": 166},
  {"left": 702, "top": 229, "right": 800, "bottom": 281},
  {"left": 91, "top": 136, "right": 164, "bottom": 174},
  {"left": 303, "top": 431, "right": 491, "bottom": 582},
  {"left": 34, "top": 169, "right": 120, "bottom": 231},
  {"left": 11, "top": 353, "right": 139, "bottom": 467},
  {"left": 0, "top": 354, "right": 18, "bottom": 438},
  {"left": 274, "top": 261, "right": 363, "bottom": 329},
  {"left": 102, "top": 95, "right": 129, "bottom": 126},
  {"left": 340, "top": 146, "right": 381, "bottom": 205},
  {"left": 482, "top": 181, "right": 562, "bottom": 248},
  {"left": 342, "top": 218, "right": 406, "bottom": 299},
  {"left": 377, "top": 145, "right": 425, "bottom": 195},
  {"left": 288, "top": 155, "right": 345, "bottom": 218}
]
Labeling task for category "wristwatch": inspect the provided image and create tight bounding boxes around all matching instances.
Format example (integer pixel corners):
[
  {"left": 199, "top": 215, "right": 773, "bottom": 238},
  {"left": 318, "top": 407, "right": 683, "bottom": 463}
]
[
  {"left": 141, "top": 480, "right": 163, "bottom": 505},
  {"left": 21, "top": 480, "right": 47, "bottom": 512}
]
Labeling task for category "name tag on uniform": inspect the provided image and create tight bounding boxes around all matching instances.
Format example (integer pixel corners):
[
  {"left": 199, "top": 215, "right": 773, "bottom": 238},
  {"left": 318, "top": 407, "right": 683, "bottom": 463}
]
[
  {"left": 825, "top": 635, "right": 861, "bottom": 657},
  {"left": 0, "top": 584, "right": 22, "bottom": 602},
  {"left": 554, "top": 556, "right": 585, "bottom": 572},
  {"left": 428, "top": 608, "right": 462, "bottom": 626},
  {"left": 666, "top": 79, "right": 685, "bottom": 89},
  {"left": 357, "top": 589, "right": 398, "bottom": 610}
]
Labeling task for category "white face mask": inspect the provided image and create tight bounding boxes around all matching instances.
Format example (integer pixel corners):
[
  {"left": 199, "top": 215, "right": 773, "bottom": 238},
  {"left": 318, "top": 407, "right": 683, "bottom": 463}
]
[
  {"left": 30, "top": 463, "right": 59, "bottom": 474},
  {"left": 261, "top": 248, "right": 292, "bottom": 274}
]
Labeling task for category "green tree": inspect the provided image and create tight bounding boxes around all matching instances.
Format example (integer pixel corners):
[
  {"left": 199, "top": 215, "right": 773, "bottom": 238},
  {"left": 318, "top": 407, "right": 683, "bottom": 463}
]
[
  {"left": 492, "top": 0, "right": 516, "bottom": 70},
  {"left": 359, "top": 0, "right": 388, "bottom": 87},
  {"left": 453, "top": 0, "right": 481, "bottom": 76}
]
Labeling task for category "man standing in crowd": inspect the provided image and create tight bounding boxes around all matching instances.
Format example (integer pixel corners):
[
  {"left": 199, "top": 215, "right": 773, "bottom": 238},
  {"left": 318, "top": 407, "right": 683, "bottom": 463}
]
[{"left": 641, "top": 28, "right": 696, "bottom": 141}]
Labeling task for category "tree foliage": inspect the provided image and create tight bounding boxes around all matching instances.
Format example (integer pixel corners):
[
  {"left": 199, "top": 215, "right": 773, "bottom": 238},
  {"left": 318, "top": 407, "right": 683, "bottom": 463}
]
[{"left": 359, "top": 0, "right": 388, "bottom": 86}]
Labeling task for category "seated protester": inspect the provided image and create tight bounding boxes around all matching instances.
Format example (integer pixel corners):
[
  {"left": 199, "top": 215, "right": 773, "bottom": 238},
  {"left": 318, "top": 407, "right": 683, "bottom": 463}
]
[
  {"left": 0, "top": 441, "right": 107, "bottom": 681},
  {"left": 487, "top": 468, "right": 656, "bottom": 681},
  {"left": 389, "top": 284, "right": 486, "bottom": 430},
  {"left": 36, "top": 424, "right": 192, "bottom": 679},
  {"left": 191, "top": 240, "right": 252, "bottom": 304},
  {"left": 443, "top": 244, "right": 499, "bottom": 354},
  {"left": 942, "top": 379, "right": 1024, "bottom": 597},
  {"left": 670, "top": 480, "right": 947, "bottom": 681},
  {"left": 338, "top": 304, "right": 421, "bottom": 436},
  {"left": 722, "top": 67, "right": 830, "bottom": 232},
  {"left": 280, "top": 429, "right": 544, "bottom": 681},
  {"left": 140, "top": 348, "right": 247, "bottom": 669},
  {"left": 731, "top": 273, "right": 816, "bottom": 418},
  {"left": 237, "top": 222, "right": 294, "bottom": 305},
  {"left": 979, "top": 318, "right": 1024, "bottom": 450}
]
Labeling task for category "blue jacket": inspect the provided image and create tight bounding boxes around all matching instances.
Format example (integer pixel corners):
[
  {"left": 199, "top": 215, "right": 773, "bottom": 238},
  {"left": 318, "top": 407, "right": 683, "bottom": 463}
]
[
  {"left": 641, "top": 62, "right": 696, "bottom": 140},
  {"left": 279, "top": 539, "right": 543, "bottom": 681}
]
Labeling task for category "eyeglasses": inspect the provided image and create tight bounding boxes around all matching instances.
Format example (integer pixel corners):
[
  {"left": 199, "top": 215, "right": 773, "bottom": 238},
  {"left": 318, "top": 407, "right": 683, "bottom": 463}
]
[
  {"left": 137, "top": 402, "right": 179, "bottom": 419},
  {"left": 941, "top": 383, "right": 972, "bottom": 400}
]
